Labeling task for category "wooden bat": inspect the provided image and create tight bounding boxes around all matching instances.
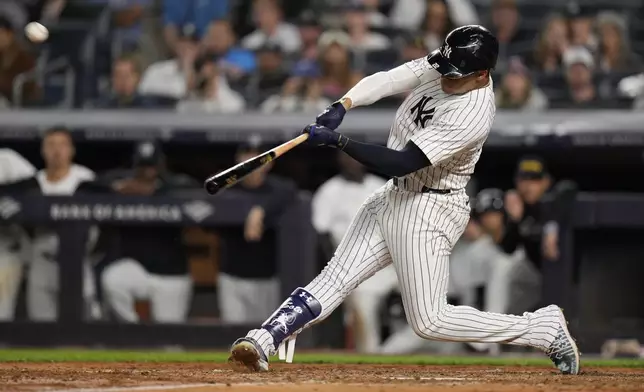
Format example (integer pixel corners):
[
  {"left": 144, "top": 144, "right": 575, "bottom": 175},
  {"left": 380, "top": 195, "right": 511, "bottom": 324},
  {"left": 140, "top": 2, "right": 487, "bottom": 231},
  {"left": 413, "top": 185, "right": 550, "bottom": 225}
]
[{"left": 204, "top": 133, "right": 309, "bottom": 195}]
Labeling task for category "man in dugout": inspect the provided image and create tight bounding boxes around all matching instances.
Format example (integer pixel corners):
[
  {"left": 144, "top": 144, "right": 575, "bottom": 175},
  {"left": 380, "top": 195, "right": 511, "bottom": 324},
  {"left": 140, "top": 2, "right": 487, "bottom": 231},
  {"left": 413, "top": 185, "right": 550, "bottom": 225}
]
[
  {"left": 99, "top": 141, "right": 199, "bottom": 323},
  {"left": 482, "top": 156, "right": 578, "bottom": 312},
  {"left": 216, "top": 137, "right": 297, "bottom": 324}
]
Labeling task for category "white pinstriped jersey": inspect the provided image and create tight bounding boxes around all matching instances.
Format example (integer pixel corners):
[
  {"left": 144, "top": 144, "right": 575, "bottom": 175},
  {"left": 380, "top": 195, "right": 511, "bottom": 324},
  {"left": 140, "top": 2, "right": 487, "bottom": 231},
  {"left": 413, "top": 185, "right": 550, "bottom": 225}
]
[{"left": 387, "top": 57, "right": 496, "bottom": 191}]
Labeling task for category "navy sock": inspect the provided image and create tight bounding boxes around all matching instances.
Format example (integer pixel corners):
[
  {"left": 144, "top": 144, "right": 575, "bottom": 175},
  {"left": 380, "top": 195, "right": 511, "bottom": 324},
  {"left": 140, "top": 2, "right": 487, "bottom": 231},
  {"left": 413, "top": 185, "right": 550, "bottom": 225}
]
[{"left": 261, "top": 288, "right": 322, "bottom": 347}]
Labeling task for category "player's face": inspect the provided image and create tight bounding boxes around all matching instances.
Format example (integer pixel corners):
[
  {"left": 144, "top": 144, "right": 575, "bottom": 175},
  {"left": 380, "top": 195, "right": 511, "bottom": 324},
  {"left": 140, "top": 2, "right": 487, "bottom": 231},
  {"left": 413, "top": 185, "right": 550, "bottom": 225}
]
[
  {"left": 479, "top": 211, "right": 504, "bottom": 235},
  {"left": 516, "top": 178, "right": 549, "bottom": 205},
  {"left": 238, "top": 150, "right": 271, "bottom": 187},
  {"left": 42, "top": 132, "right": 74, "bottom": 170},
  {"left": 112, "top": 60, "right": 139, "bottom": 96}
]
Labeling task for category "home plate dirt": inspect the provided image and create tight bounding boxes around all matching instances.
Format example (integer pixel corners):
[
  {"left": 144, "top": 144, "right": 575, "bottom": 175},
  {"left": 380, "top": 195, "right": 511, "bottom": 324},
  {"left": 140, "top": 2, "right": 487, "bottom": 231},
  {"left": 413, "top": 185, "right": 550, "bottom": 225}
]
[{"left": 1, "top": 363, "right": 643, "bottom": 392}]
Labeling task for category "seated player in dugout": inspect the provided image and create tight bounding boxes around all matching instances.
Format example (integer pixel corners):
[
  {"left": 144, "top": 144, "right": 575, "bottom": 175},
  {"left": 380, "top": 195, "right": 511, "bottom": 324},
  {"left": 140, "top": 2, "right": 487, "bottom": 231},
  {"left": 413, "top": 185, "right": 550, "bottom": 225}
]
[
  {"left": 99, "top": 141, "right": 199, "bottom": 323},
  {"left": 229, "top": 25, "right": 580, "bottom": 375},
  {"left": 216, "top": 137, "right": 297, "bottom": 324},
  {"left": 502, "top": 156, "right": 578, "bottom": 273}
]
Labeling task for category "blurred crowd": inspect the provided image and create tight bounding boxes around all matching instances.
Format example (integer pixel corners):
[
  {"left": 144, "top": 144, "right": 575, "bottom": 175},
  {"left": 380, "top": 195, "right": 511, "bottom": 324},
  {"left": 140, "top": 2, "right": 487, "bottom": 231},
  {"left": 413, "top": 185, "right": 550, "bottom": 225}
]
[{"left": 1, "top": 0, "right": 644, "bottom": 111}]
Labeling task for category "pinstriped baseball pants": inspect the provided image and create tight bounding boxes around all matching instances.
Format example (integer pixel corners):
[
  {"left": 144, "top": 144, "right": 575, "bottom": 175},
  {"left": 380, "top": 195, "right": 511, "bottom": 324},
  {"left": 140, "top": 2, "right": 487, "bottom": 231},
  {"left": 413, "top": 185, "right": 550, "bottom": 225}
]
[
  {"left": 306, "top": 180, "right": 559, "bottom": 348},
  {"left": 249, "top": 180, "right": 560, "bottom": 354}
]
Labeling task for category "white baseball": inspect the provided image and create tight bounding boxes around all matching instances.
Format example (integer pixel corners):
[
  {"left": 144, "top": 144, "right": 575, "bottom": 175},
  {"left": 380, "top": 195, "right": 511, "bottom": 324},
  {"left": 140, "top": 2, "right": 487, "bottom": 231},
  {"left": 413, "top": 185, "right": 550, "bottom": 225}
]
[{"left": 25, "top": 22, "right": 49, "bottom": 43}]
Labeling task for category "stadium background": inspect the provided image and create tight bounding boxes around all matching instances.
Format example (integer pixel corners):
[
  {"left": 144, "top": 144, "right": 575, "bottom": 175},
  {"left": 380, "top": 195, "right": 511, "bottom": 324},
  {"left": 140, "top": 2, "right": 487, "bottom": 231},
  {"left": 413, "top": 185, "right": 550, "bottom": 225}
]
[{"left": 1, "top": 1, "right": 644, "bottom": 390}]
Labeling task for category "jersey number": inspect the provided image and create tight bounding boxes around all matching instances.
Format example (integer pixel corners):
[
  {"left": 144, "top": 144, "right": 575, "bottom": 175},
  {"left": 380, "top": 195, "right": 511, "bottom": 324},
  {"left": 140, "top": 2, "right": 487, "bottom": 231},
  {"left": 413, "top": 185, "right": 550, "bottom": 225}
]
[{"left": 410, "top": 95, "right": 435, "bottom": 128}]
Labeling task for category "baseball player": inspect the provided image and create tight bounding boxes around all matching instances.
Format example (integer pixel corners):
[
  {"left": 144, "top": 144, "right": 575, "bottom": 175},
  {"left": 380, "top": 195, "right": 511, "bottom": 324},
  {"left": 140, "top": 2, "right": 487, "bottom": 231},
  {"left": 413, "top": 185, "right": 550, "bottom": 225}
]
[{"left": 229, "top": 25, "right": 580, "bottom": 375}]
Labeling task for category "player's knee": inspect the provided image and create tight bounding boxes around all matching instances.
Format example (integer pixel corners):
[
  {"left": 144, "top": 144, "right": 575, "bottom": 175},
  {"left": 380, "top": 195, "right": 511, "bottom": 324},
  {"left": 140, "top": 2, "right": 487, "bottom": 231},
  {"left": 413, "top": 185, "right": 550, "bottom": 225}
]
[
  {"left": 408, "top": 303, "right": 453, "bottom": 339},
  {"left": 101, "top": 264, "right": 130, "bottom": 295}
]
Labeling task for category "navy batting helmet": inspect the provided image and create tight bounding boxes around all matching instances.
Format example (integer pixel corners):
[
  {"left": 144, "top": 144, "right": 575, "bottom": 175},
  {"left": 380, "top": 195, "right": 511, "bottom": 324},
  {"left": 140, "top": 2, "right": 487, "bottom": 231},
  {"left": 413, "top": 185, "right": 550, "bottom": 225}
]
[{"left": 427, "top": 25, "right": 499, "bottom": 78}]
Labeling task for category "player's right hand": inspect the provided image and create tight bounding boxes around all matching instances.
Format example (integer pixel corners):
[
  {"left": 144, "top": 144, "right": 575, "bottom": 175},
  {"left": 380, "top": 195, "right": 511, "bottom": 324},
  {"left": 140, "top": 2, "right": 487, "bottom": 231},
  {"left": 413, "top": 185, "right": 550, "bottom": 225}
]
[
  {"left": 315, "top": 100, "right": 347, "bottom": 130},
  {"left": 504, "top": 190, "right": 524, "bottom": 222}
]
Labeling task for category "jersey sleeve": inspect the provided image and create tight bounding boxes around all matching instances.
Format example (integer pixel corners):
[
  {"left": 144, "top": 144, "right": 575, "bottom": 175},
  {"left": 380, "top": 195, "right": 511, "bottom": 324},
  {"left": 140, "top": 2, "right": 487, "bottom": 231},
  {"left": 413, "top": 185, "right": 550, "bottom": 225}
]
[
  {"left": 405, "top": 56, "right": 441, "bottom": 84},
  {"left": 410, "top": 92, "right": 493, "bottom": 165}
]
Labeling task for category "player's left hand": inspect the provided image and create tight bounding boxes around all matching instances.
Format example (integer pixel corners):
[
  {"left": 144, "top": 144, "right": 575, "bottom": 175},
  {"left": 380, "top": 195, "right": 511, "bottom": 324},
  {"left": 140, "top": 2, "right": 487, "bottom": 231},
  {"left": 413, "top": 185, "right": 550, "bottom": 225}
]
[
  {"left": 302, "top": 124, "right": 348, "bottom": 149},
  {"left": 315, "top": 100, "right": 347, "bottom": 130}
]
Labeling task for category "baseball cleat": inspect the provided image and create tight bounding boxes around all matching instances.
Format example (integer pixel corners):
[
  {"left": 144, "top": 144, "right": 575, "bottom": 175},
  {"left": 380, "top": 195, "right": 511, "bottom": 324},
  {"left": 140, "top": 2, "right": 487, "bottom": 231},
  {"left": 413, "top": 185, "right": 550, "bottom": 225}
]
[
  {"left": 545, "top": 308, "right": 580, "bottom": 375},
  {"left": 228, "top": 337, "right": 269, "bottom": 372}
]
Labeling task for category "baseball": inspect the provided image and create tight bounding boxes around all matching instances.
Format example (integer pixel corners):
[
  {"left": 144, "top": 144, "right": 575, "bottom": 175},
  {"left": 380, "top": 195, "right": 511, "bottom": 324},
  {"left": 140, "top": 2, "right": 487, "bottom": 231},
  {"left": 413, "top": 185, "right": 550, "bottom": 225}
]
[{"left": 25, "top": 22, "right": 49, "bottom": 43}]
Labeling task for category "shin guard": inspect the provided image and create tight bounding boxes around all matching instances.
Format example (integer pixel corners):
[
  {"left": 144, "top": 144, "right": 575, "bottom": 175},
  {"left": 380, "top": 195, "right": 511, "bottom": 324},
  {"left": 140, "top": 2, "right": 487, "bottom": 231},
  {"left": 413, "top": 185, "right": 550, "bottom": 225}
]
[{"left": 261, "top": 287, "right": 322, "bottom": 348}]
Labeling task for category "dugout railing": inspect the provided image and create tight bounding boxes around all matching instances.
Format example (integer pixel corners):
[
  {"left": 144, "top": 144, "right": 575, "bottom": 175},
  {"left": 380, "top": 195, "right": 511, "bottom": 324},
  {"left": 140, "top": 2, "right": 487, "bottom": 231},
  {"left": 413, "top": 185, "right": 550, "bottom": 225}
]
[{"left": 0, "top": 191, "right": 318, "bottom": 349}]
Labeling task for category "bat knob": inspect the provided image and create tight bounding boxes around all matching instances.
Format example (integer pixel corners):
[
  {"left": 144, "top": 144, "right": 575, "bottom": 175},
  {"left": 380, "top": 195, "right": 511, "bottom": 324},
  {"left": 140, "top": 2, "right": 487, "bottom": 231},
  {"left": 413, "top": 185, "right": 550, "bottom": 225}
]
[{"left": 204, "top": 180, "right": 220, "bottom": 195}]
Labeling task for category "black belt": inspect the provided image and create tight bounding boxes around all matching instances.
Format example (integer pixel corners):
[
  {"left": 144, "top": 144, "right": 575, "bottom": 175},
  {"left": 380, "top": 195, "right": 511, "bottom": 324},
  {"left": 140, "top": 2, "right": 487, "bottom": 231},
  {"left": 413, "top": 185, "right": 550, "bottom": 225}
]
[{"left": 393, "top": 178, "right": 451, "bottom": 194}]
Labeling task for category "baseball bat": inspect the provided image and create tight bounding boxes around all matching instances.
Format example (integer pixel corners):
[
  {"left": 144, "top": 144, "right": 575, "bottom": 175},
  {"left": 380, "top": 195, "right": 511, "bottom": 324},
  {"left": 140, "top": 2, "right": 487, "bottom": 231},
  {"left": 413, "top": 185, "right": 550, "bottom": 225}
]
[{"left": 204, "top": 133, "right": 309, "bottom": 195}]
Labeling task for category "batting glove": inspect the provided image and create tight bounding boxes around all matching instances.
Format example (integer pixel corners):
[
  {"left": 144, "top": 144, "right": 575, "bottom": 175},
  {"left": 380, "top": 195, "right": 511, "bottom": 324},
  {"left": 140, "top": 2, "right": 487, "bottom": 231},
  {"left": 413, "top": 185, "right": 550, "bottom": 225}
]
[
  {"left": 302, "top": 124, "right": 348, "bottom": 149},
  {"left": 315, "top": 100, "right": 347, "bottom": 130}
]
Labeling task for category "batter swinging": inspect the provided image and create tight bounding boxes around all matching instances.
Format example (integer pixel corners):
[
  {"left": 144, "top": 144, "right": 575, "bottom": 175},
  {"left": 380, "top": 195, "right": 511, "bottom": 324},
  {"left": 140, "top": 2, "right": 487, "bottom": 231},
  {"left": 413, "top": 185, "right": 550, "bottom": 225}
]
[{"left": 229, "top": 25, "right": 580, "bottom": 375}]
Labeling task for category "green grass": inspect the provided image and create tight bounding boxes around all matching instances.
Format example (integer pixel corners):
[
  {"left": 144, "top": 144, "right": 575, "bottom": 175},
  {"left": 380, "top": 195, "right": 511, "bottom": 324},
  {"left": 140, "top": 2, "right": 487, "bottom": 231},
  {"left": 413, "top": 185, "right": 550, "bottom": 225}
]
[{"left": 0, "top": 349, "right": 643, "bottom": 368}]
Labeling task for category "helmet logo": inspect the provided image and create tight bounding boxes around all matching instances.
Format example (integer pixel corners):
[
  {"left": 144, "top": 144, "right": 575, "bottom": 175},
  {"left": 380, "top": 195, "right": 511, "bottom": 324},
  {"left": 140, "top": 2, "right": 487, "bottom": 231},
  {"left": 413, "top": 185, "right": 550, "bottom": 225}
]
[{"left": 442, "top": 45, "right": 452, "bottom": 58}]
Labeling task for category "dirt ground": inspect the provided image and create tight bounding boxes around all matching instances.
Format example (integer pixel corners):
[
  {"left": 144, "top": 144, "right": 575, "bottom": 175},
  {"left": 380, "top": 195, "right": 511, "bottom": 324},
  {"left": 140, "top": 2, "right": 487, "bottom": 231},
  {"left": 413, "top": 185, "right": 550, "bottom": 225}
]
[{"left": 0, "top": 363, "right": 643, "bottom": 392}]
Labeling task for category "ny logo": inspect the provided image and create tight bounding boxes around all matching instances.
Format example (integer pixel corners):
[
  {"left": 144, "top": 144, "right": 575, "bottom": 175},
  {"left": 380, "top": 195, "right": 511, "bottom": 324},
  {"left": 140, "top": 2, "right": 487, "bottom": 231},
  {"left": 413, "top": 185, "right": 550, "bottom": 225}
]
[
  {"left": 410, "top": 95, "right": 435, "bottom": 128},
  {"left": 443, "top": 45, "right": 452, "bottom": 58}
]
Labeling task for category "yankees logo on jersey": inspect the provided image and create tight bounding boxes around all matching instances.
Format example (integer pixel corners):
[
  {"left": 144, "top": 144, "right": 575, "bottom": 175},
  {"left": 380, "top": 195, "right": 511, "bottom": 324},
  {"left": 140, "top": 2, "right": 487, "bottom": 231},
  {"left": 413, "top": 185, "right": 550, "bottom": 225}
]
[
  {"left": 410, "top": 95, "right": 435, "bottom": 128},
  {"left": 387, "top": 57, "right": 495, "bottom": 192}
]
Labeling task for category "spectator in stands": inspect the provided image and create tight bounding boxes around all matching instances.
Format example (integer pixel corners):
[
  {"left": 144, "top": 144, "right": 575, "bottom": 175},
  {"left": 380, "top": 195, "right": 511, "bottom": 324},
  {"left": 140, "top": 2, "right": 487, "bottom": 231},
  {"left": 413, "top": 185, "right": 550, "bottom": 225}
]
[
  {"left": 242, "top": 0, "right": 301, "bottom": 53},
  {"left": 96, "top": 54, "right": 162, "bottom": 108},
  {"left": 138, "top": 26, "right": 199, "bottom": 100},
  {"left": 318, "top": 31, "right": 363, "bottom": 100},
  {"left": 0, "top": 149, "right": 35, "bottom": 321},
  {"left": 531, "top": 14, "right": 569, "bottom": 74},
  {"left": 88, "top": 0, "right": 150, "bottom": 52},
  {"left": 344, "top": 3, "right": 390, "bottom": 52},
  {"left": 249, "top": 42, "right": 290, "bottom": 106},
  {"left": 400, "top": 33, "right": 427, "bottom": 63},
  {"left": 421, "top": 0, "right": 452, "bottom": 52},
  {"left": 202, "top": 19, "right": 256, "bottom": 86},
  {"left": 260, "top": 63, "right": 331, "bottom": 113},
  {"left": 296, "top": 11, "right": 322, "bottom": 58},
  {"left": 163, "top": 0, "right": 228, "bottom": 54},
  {"left": 565, "top": 1, "right": 597, "bottom": 54},
  {"left": 496, "top": 57, "right": 548, "bottom": 111},
  {"left": 312, "top": 151, "right": 390, "bottom": 354},
  {"left": 217, "top": 137, "right": 297, "bottom": 323},
  {"left": 596, "top": 11, "right": 641, "bottom": 74},
  {"left": 359, "top": 0, "right": 388, "bottom": 28},
  {"left": 176, "top": 57, "right": 246, "bottom": 113},
  {"left": 488, "top": 0, "right": 531, "bottom": 71},
  {"left": 291, "top": 11, "right": 322, "bottom": 79},
  {"left": 552, "top": 46, "right": 601, "bottom": 109},
  {"left": 101, "top": 141, "right": 197, "bottom": 323},
  {"left": 3, "top": 128, "right": 99, "bottom": 321},
  {"left": 389, "top": 0, "right": 478, "bottom": 32},
  {"left": 0, "top": 16, "right": 38, "bottom": 106}
]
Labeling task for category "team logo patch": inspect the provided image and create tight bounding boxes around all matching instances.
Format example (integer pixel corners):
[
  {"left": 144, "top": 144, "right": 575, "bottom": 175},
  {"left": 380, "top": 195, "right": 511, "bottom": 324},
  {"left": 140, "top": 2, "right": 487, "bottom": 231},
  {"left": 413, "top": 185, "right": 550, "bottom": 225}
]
[{"left": 442, "top": 45, "right": 452, "bottom": 58}]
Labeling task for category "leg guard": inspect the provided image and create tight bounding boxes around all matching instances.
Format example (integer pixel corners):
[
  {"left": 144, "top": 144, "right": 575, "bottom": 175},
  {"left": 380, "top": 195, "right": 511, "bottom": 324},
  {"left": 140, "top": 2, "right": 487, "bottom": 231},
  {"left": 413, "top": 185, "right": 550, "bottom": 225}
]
[{"left": 261, "top": 287, "right": 322, "bottom": 348}]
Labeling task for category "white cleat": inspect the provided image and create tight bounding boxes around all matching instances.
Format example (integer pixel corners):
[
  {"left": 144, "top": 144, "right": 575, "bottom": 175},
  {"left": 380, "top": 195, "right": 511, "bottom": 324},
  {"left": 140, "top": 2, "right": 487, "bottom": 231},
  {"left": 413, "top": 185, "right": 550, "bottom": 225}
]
[
  {"left": 228, "top": 337, "right": 269, "bottom": 372},
  {"left": 545, "top": 307, "right": 581, "bottom": 375}
]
